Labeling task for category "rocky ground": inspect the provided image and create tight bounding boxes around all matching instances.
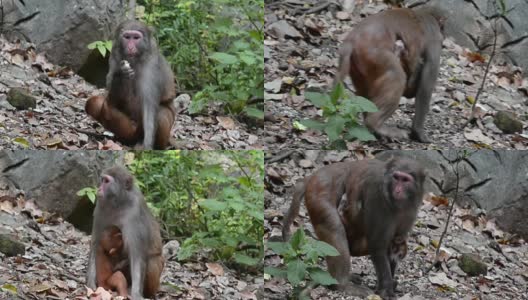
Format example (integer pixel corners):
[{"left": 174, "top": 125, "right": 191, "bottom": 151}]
[
  {"left": 264, "top": 1, "right": 528, "bottom": 150},
  {"left": 263, "top": 150, "right": 528, "bottom": 300},
  {"left": 0, "top": 196, "right": 261, "bottom": 300},
  {"left": 0, "top": 37, "right": 263, "bottom": 150}
]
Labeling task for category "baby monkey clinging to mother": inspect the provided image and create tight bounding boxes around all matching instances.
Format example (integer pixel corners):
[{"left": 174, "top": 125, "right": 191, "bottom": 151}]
[
  {"left": 334, "top": 7, "right": 446, "bottom": 143},
  {"left": 85, "top": 0, "right": 176, "bottom": 149}
]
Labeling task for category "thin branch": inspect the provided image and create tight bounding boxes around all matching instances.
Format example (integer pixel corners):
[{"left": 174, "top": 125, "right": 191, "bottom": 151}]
[
  {"left": 424, "top": 151, "right": 462, "bottom": 274},
  {"left": 466, "top": 0, "right": 501, "bottom": 126}
]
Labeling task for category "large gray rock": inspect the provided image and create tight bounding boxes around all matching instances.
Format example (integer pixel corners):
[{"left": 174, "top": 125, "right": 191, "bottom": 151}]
[
  {"left": 378, "top": 150, "right": 528, "bottom": 239},
  {"left": 0, "top": 151, "right": 122, "bottom": 232},
  {"left": 2, "top": 0, "right": 126, "bottom": 72},
  {"left": 411, "top": 0, "right": 528, "bottom": 72}
]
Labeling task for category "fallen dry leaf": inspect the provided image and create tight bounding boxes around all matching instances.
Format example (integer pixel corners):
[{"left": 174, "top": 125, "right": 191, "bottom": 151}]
[
  {"left": 206, "top": 262, "right": 225, "bottom": 276},
  {"left": 429, "top": 195, "right": 449, "bottom": 206},
  {"left": 217, "top": 116, "right": 235, "bottom": 130}
]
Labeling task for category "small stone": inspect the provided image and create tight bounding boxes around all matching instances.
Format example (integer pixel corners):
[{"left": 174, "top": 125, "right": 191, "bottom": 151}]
[
  {"left": 0, "top": 234, "right": 26, "bottom": 257},
  {"left": 493, "top": 110, "right": 523, "bottom": 134},
  {"left": 336, "top": 11, "right": 351, "bottom": 20},
  {"left": 453, "top": 90, "right": 465, "bottom": 102},
  {"left": 7, "top": 87, "right": 37, "bottom": 110},
  {"left": 298, "top": 159, "right": 313, "bottom": 168},
  {"left": 458, "top": 253, "right": 487, "bottom": 276}
]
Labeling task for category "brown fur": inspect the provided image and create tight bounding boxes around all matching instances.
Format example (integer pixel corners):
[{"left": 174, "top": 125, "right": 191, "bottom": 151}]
[
  {"left": 334, "top": 8, "right": 444, "bottom": 142},
  {"left": 283, "top": 158, "right": 425, "bottom": 299}
]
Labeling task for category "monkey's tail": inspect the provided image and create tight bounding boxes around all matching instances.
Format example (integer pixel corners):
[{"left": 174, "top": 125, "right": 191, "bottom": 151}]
[
  {"left": 282, "top": 180, "right": 306, "bottom": 241},
  {"left": 332, "top": 42, "right": 354, "bottom": 88}
]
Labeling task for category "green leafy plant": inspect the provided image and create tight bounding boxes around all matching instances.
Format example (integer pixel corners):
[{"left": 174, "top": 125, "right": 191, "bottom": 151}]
[
  {"left": 299, "top": 83, "right": 378, "bottom": 149},
  {"left": 126, "top": 150, "right": 263, "bottom": 270},
  {"left": 265, "top": 227, "right": 339, "bottom": 299},
  {"left": 176, "top": 150, "right": 264, "bottom": 269},
  {"left": 77, "top": 187, "right": 97, "bottom": 204},
  {"left": 87, "top": 40, "right": 113, "bottom": 57},
  {"left": 144, "top": 0, "right": 264, "bottom": 118}
]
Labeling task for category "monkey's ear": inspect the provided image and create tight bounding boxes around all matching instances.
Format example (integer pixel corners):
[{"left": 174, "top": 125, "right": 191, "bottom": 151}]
[{"left": 125, "top": 176, "right": 134, "bottom": 190}]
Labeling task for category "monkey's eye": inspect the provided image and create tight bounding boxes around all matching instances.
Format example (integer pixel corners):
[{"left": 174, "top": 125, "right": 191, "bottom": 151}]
[{"left": 101, "top": 176, "right": 110, "bottom": 184}]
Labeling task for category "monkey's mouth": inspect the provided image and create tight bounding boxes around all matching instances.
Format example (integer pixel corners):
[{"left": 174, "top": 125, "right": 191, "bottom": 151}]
[
  {"left": 393, "top": 188, "right": 405, "bottom": 201},
  {"left": 126, "top": 48, "right": 138, "bottom": 57}
]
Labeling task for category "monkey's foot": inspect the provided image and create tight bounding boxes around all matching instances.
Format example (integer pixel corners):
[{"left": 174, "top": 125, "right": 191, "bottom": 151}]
[
  {"left": 375, "top": 126, "right": 409, "bottom": 142},
  {"left": 340, "top": 282, "right": 372, "bottom": 298},
  {"left": 377, "top": 289, "right": 397, "bottom": 300},
  {"left": 409, "top": 128, "right": 430, "bottom": 143},
  {"left": 349, "top": 273, "right": 363, "bottom": 284}
]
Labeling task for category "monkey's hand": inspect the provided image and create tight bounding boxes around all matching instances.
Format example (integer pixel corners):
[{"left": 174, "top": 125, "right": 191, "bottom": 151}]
[{"left": 120, "top": 60, "right": 135, "bottom": 79}]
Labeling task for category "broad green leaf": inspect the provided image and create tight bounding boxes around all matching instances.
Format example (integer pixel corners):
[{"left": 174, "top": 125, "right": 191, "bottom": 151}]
[
  {"left": 87, "top": 192, "right": 95, "bottom": 202},
  {"left": 330, "top": 82, "right": 344, "bottom": 105},
  {"left": 293, "top": 120, "right": 308, "bottom": 131},
  {"left": 239, "top": 53, "right": 257, "bottom": 65},
  {"left": 265, "top": 266, "right": 287, "bottom": 279},
  {"left": 308, "top": 267, "right": 339, "bottom": 285},
  {"left": 287, "top": 259, "right": 306, "bottom": 286},
  {"left": 228, "top": 199, "right": 244, "bottom": 211},
  {"left": 234, "top": 253, "right": 260, "bottom": 266},
  {"left": 299, "top": 119, "right": 326, "bottom": 131},
  {"left": 244, "top": 107, "right": 264, "bottom": 119},
  {"left": 304, "top": 92, "right": 330, "bottom": 108},
  {"left": 87, "top": 41, "right": 98, "bottom": 50},
  {"left": 267, "top": 241, "right": 291, "bottom": 255},
  {"left": 309, "top": 240, "right": 339, "bottom": 256},
  {"left": 97, "top": 44, "right": 107, "bottom": 57},
  {"left": 76, "top": 189, "right": 86, "bottom": 196},
  {"left": 290, "top": 227, "right": 305, "bottom": 250},
  {"left": 201, "top": 237, "right": 221, "bottom": 247},
  {"left": 346, "top": 127, "right": 377, "bottom": 141},
  {"left": 353, "top": 96, "right": 378, "bottom": 112},
  {"left": 324, "top": 116, "right": 346, "bottom": 142},
  {"left": 247, "top": 209, "right": 264, "bottom": 221},
  {"left": 233, "top": 40, "right": 250, "bottom": 50},
  {"left": 329, "top": 139, "right": 347, "bottom": 150},
  {"left": 210, "top": 52, "right": 238, "bottom": 64},
  {"left": 222, "top": 235, "right": 239, "bottom": 247},
  {"left": 248, "top": 30, "right": 262, "bottom": 41},
  {"left": 198, "top": 199, "right": 227, "bottom": 211}
]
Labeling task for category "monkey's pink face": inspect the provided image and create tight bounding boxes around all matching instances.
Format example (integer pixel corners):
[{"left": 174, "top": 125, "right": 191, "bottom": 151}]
[
  {"left": 97, "top": 175, "right": 115, "bottom": 198},
  {"left": 121, "top": 30, "right": 144, "bottom": 57},
  {"left": 391, "top": 171, "right": 415, "bottom": 202}
]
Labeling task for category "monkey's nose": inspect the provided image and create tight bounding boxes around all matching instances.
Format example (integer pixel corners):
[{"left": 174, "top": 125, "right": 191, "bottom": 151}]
[{"left": 101, "top": 175, "right": 112, "bottom": 184}]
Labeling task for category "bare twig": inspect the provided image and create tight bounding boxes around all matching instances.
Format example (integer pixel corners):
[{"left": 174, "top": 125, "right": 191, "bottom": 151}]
[
  {"left": 466, "top": 0, "right": 503, "bottom": 126},
  {"left": 424, "top": 150, "right": 463, "bottom": 274}
]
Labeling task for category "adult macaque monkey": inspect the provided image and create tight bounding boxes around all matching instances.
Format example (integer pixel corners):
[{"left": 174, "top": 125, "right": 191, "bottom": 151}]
[
  {"left": 86, "top": 166, "right": 165, "bottom": 299},
  {"left": 334, "top": 7, "right": 445, "bottom": 142},
  {"left": 283, "top": 158, "right": 425, "bottom": 300},
  {"left": 85, "top": 0, "right": 176, "bottom": 149}
]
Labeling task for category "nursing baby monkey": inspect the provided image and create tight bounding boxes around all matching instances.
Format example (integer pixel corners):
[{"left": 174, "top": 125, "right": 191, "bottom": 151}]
[{"left": 86, "top": 166, "right": 164, "bottom": 299}]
